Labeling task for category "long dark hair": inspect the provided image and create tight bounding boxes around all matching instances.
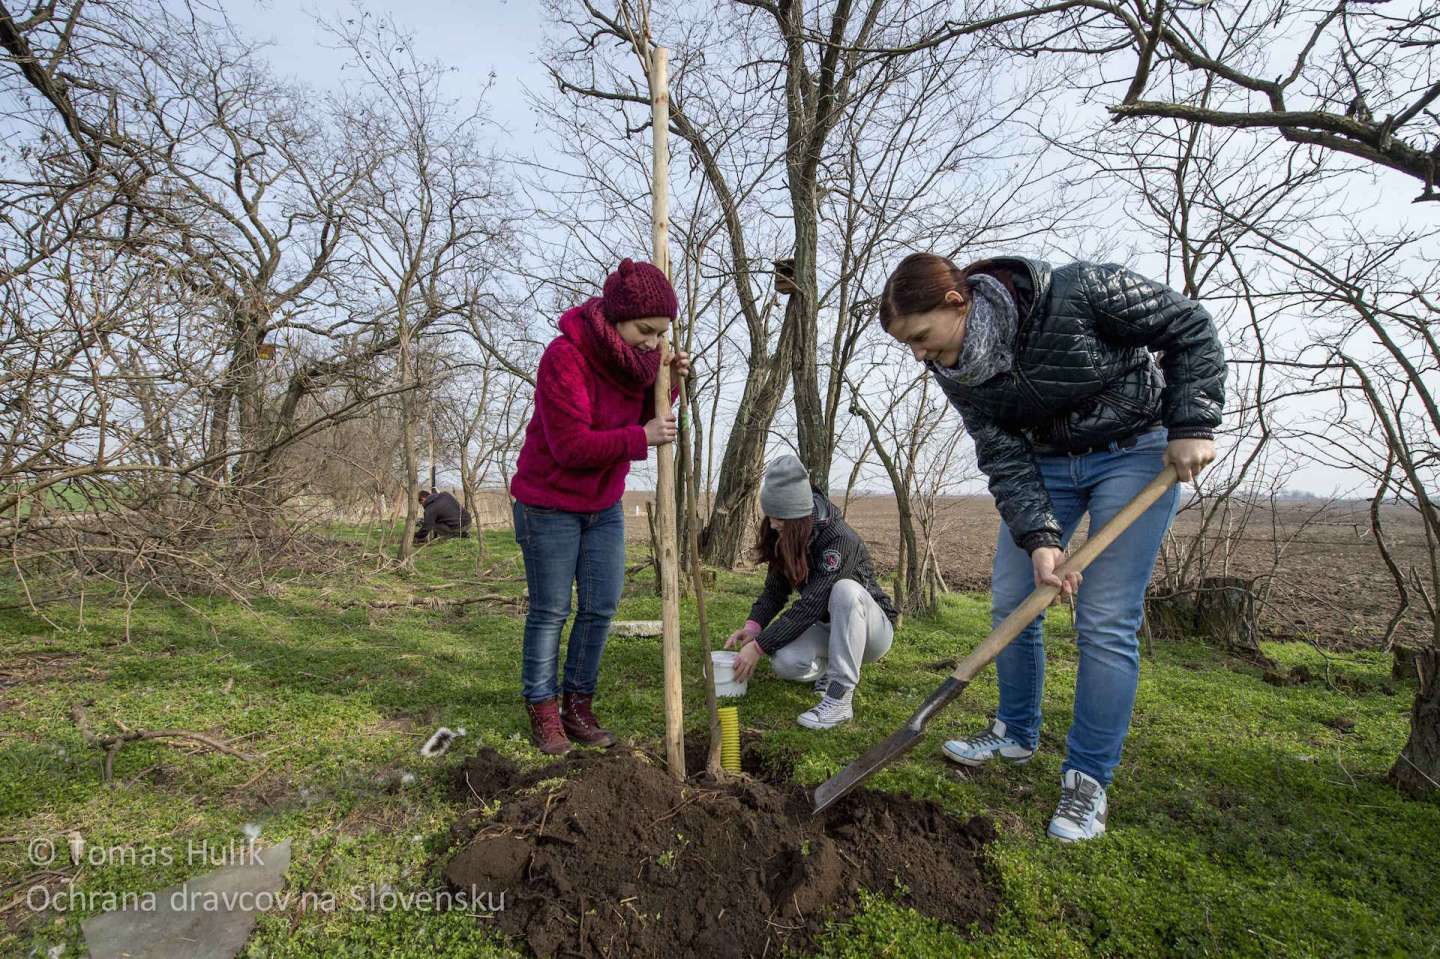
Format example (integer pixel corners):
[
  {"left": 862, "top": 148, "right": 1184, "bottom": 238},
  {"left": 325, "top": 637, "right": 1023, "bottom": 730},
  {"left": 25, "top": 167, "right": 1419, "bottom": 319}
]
[
  {"left": 878, "top": 253, "right": 1021, "bottom": 331},
  {"left": 755, "top": 516, "right": 814, "bottom": 587}
]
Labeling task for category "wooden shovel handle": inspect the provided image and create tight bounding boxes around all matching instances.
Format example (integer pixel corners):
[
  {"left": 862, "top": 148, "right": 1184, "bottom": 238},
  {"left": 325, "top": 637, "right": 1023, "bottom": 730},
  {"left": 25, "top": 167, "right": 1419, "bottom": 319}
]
[{"left": 950, "top": 465, "right": 1178, "bottom": 684}]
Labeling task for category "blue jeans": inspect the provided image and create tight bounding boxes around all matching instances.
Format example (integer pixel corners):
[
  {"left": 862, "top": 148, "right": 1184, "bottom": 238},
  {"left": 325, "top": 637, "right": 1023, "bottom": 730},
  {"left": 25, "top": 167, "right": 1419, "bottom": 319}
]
[
  {"left": 990, "top": 429, "right": 1179, "bottom": 786},
  {"left": 513, "top": 500, "right": 626, "bottom": 704}
]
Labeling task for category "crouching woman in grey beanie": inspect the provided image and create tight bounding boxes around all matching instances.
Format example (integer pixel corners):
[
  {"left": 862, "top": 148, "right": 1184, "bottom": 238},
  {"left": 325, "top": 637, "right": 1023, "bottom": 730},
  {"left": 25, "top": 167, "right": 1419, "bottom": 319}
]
[{"left": 725, "top": 454, "right": 899, "bottom": 729}]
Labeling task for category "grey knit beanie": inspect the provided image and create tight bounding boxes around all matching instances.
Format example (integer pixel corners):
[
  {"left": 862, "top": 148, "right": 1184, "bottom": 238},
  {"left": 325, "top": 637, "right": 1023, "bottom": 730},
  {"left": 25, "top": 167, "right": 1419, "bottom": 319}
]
[{"left": 760, "top": 454, "right": 814, "bottom": 520}]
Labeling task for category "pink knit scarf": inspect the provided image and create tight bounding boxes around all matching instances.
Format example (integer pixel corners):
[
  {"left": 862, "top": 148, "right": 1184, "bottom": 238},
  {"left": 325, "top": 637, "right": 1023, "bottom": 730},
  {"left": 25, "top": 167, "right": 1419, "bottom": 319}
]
[{"left": 573, "top": 297, "right": 662, "bottom": 393}]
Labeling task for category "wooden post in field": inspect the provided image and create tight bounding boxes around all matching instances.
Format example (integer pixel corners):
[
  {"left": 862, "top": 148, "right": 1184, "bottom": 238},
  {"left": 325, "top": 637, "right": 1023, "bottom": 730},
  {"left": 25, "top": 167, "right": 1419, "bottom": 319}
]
[
  {"left": 649, "top": 44, "right": 685, "bottom": 780},
  {"left": 683, "top": 378, "right": 724, "bottom": 778}
]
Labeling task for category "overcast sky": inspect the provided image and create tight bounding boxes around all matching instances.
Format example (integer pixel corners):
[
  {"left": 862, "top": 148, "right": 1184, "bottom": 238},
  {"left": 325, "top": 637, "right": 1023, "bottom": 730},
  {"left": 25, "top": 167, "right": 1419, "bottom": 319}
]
[{"left": 233, "top": 1, "right": 546, "bottom": 138}]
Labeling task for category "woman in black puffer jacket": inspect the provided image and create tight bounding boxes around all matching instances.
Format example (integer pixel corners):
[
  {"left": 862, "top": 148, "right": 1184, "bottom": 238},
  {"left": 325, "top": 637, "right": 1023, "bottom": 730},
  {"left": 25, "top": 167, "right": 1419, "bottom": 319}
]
[{"left": 878, "top": 252, "right": 1225, "bottom": 842}]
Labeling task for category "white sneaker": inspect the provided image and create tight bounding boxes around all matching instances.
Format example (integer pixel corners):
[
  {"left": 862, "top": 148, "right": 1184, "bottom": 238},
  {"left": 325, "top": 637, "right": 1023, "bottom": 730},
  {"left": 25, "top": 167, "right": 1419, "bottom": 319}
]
[
  {"left": 812, "top": 673, "right": 830, "bottom": 695},
  {"left": 797, "top": 687, "right": 853, "bottom": 729},
  {"left": 941, "top": 719, "right": 1035, "bottom": 767},
  {"left": 1048, "top": 769, "right": 1108, "bottom": 842}
]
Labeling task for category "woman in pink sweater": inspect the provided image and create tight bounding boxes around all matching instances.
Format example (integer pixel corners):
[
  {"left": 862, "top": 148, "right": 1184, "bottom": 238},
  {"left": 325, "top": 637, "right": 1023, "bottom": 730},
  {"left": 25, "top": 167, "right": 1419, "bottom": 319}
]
[{"left": 510, "top": 259, "right": 687, "bottom": 755}]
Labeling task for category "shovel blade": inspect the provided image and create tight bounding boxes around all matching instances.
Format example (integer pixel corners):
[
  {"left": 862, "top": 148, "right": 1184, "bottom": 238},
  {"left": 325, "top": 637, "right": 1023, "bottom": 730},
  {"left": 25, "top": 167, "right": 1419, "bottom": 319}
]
[
  {"left": 811, "top": 677, "right": 966, "bottom": 814},
  {"left": 812, "top": 725, "right": 925, "bottom": 813}
]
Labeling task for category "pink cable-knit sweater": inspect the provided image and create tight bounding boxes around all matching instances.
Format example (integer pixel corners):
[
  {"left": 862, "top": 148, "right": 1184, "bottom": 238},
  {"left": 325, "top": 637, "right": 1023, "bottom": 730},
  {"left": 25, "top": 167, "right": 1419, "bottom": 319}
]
[{"left": 510, "top": 303, "right": 674, "bottom": 513}]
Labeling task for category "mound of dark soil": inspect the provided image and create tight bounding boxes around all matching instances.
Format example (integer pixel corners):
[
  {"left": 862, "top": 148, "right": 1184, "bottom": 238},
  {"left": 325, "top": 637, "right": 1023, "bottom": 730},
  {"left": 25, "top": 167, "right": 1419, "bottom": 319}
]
[{"left": 445, "top": 739, "right": 998, "bottom": 959}]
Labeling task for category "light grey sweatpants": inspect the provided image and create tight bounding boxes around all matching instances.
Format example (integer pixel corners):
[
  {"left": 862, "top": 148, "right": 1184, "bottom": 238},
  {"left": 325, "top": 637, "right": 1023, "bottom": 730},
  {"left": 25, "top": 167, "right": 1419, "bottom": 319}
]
[{"left": 770, "top": 579, "right": 894, "bottom": 691}]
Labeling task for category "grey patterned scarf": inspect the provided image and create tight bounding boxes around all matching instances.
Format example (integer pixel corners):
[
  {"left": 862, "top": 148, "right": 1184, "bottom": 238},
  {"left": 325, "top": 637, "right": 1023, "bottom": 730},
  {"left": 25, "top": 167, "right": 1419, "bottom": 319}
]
[{"left": 928, "top": 272, "right": 1018, "bottom": 388}]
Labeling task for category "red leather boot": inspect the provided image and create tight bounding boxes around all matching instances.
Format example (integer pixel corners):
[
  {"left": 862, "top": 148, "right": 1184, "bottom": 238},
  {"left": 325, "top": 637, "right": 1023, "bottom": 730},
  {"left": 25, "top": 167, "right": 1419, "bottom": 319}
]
[
  {"left": 525, "top": 698, "right": 571, "bottom": 756},
  {"left": 561, "top": 692, "right": 616, "bottom": 748}
]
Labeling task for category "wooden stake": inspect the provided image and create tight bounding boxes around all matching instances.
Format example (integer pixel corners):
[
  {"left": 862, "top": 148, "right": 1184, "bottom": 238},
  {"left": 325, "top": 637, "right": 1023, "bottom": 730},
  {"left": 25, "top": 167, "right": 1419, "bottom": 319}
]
[
  {"left": 682, "top": 378, "right": 724, "bottom": 779},
  {"left": 649, "top": 45, "right": 685, "bottom": 780}
]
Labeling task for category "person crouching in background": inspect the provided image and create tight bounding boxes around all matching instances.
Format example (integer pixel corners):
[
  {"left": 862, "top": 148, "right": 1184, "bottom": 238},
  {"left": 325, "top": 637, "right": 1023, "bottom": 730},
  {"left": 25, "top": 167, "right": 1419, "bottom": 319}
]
[{"left": 726, "top": 455, "right": 899, "bottom": 730}]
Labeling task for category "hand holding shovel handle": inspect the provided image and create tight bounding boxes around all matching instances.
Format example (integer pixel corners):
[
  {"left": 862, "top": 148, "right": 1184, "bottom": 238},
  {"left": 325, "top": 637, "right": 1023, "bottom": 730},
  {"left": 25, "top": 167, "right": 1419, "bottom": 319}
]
[{"left": 812, "top": 465, "right": 1178, "bottom": 813}]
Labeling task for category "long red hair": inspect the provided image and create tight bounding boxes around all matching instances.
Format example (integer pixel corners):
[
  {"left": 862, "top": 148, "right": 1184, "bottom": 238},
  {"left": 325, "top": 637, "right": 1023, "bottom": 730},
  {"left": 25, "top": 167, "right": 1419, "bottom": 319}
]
[
  {"left": 879, "top": 252, "right": 1021, "bottom": 331},
  {"left": 755, "top": 516, "right": 813, "bottom": 587}
]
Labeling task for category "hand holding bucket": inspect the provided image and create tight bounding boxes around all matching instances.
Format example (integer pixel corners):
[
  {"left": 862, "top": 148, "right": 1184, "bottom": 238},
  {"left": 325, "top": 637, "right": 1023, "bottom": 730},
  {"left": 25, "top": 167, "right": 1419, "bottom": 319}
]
[
  {"left": 711, "top": 649, "right": 748, "bottom": 697},
  {"left": 723, "top": 624, "right": 763, "bottom": 684}
]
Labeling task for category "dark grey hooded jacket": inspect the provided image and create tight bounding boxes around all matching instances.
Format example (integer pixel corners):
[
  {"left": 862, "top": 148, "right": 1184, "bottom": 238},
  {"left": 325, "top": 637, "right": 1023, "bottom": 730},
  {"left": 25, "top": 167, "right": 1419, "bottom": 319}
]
[
  {"left": 930, "top": 257, "right": 1225, "bottom": 553},
  {"left": 419, "top": 491, "right": 464, "bottom": 537}
]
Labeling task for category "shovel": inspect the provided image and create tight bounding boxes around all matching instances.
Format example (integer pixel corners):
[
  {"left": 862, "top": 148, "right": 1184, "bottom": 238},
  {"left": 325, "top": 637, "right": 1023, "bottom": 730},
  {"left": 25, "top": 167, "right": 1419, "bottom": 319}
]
[{"left": 812, "top": 465, "right": 1178, "bottom": 814}]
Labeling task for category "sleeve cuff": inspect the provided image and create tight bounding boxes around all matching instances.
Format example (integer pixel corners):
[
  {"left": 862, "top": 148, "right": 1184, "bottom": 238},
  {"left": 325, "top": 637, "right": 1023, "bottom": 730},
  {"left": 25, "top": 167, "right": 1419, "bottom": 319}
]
[
  {"left": 1019, "top": 530, "right": 1062, "bottom": 554},
  {"left": 625, "top": 425, "right": 649, "bottom": 461},
  {"left": 1165, "top": 428, "right": 1214, "bottom": 442}
]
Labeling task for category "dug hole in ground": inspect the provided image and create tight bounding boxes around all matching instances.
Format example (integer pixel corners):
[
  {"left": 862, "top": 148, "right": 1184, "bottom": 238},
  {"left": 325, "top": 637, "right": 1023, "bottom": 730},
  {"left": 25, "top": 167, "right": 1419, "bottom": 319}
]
[{"left": 442, "top": 731, "right": 998, "bottom": 959}]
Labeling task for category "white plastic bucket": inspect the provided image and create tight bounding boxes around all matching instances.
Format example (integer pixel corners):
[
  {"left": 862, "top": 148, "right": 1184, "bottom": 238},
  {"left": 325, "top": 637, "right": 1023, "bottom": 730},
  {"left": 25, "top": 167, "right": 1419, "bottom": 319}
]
[{"left": 711, "top": 650, "right": 748, "bottom": 698}]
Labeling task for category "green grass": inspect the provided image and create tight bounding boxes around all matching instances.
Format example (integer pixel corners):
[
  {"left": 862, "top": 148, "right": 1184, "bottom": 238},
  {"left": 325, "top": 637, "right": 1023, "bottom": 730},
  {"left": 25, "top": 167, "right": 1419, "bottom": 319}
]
[{"left": 1, "top": 530, "right": 1436, "bottom": 958}]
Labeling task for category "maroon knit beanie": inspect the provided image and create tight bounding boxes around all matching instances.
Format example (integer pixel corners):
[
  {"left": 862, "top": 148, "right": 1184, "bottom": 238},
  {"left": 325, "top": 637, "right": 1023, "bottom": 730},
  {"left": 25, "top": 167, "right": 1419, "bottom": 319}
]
[{"left": 601, "top": 258, "right": 679, "bottom": 324}]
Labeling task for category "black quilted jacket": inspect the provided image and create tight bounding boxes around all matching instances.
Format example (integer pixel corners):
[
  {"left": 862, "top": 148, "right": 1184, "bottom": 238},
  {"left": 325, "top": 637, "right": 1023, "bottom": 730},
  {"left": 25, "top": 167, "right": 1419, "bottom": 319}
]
[
  {"left": 929, "top": 257, "right": 1225, "bottom": 554},
  {"left": 748, "top": 491, "right": 898, "bottom": 655}
]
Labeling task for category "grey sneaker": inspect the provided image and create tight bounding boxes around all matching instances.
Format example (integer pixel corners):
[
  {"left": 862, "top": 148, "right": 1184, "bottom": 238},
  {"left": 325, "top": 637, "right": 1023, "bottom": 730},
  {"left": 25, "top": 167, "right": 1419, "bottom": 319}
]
[
  {"left": 941, "top": 719, "right": 1035, "bottom": 767},
  {"left": 1048, "top": 769, "right": 1108, "bottom": 842},
  {"left": 797, "top": 686, "right": 853, "bottom": 729},
  {"left": 812, "top": 673, "right": 830, "bottom": 695}
]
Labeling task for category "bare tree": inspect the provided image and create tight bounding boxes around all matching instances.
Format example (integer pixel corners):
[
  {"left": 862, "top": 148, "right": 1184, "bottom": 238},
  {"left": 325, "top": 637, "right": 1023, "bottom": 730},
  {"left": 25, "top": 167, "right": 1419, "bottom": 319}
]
[
  {"left": 1047, "top": 88, "right": 1345, "bottom": 661},
  {"left": 543, "top": 0, "right": 1065, "bottom": 565},
  {"left": 0, "top": 3, "right": 514, "bottom": 602},
  {"left": 325, "top": 11, "right": 512, "bottom": 562},
  {"left": 0, "top": 1, "right": 166, "bottom": 283},
  {"left": 1250, "top": 227, "right": 1440, "bottom": 795},
  {"left": 433, "top": 359, "right": 531, "bottom": 531},
  {"left": 847, "top": 366, "right": 970, "bottom": 617},
  {"left": 949, "top": 0, "right": 1440, "bottom": 201}
]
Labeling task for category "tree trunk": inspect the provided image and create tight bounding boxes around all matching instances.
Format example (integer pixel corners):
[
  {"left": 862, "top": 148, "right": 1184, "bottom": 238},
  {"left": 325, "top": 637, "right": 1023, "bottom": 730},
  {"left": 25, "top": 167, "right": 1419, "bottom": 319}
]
[
  {"left": 1194, "top": 576, "right": 1263, "bottom": 656},
  {"left": 427, "top": 412, "right": 437, "bottom": 492},
  {"left": 699, "top": 343, "right": 791, "bottom": 567},
  {"left": 896, "top": 492, "right": 923, "bottom": 614},
  {"left": 457, "top": 445, "right": 485, "bottom": 560},
  {"left": 692, "top": 393, "right": 707, "bottom": 523},
  {"left": 892, "top": 551, "right": 906, "bottom": 622},
  {"left": 776, "top": 0, "right": 837, "bottom": 493},
  {"left": 231, "top": 312, "right": 267, "bottom": 485},
  {"left": 457, "top": 443, "right": 473, "bottom": 527},
  {"left": 1393, "top": 644, "right": 1425, "bottom": 682},
  {"left": 706, "top": 354, "right": 721, "bottom": 508},
  {"left": 676, "top": 382, "right": 710, "bottom": 563},
  {"left": 646, "top": 500, "right": 662, "bottom": 597},
  {"left": 1146, "top": 576, "right": 1270, "bottom": 665},
  {"left": 681, "top": 379, "right": 725, "bottom": 780},
  {"left": 841, "top": 438, "right": 871, "bottom": 518},
  {"left": 787, "top": 205, "right": 829, "bottom": 491},
  {"left": 1388, "top": 648, "right": 1439, "bottom": 798},
  {"left": 397, "top": 306, "right": 419, "bottom": 564},
  {"left": 885, "top": 494, "right": 922, "bottom": 618},
  {"left": 848, "top": 397, "right": 921, "bottom": 612},
  {"left": 230, "top": 305, "right": 306, "bottom": 513},
  {"left": 202, "top": 382, "right": 233, "bottom": 498}
]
